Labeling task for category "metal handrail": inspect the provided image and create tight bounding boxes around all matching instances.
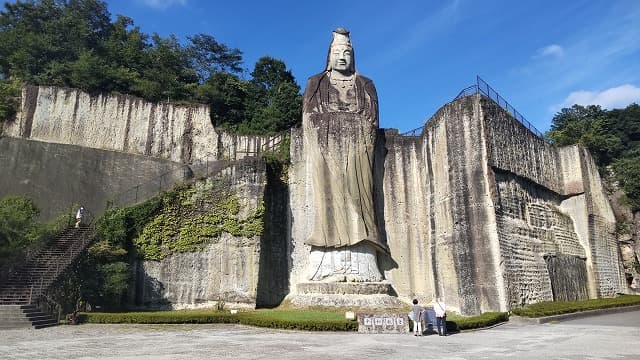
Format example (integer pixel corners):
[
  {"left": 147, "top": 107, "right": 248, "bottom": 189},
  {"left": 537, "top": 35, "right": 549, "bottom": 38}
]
[
  {"left": 26, "top": 224, "right": 96, "bottom": 302},
  {"left": 401, "top": 126, "right": 424, "bottom": 137},
  {"left": 400, "top": 76, "right": 544, "bottom": 139},
  {"left": 474, "top": 76, "right": 543, "bottom": 138}
]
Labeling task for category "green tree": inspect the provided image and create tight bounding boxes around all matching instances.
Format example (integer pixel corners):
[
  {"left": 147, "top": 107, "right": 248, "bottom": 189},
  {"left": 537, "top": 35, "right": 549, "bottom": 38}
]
[
  {"left": 0, "top": 78, "right": 21, "bottom": 121},
  {"left": 0, "top": 195, "right": 41, "bottom": 258},
  {"left": 546, "top": 104, "right": 622, "bottom": 165},
  {"left": 198, "top": 72, "right": 248, "bottom": 127},
  {"left": 242, "top": 56, "right": 301, "bottom": 134},
  {"left": 613, "top": 157, "right": 640, "bottom": 211},
  {"left": 99, "top": 15, "right": 149, "bottom": 94},
  {"left": 133, "top": 34, "right": 198, "bottom": 101},
  {"left": 607, "top": 103, "right": 640, "bottom": 156},
  {"left": 0, "top": 0, "right": 111, "bottom": 87},
  {"left": 186, "top": 33, "right": 243, "bottom": 83},
  {"left": 546, "top": 103, "right": 640, "bottom": 211}
]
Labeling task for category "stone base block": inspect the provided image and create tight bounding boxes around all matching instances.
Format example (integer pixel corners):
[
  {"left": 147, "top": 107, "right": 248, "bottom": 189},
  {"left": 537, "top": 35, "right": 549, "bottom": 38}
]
[
  {"left": 290, "top": 282, "right": 405, "bottom": 308},
  {"left": 297, "top": 282, "right": 396, "bottom": 295},
  {"left": 290, "top": 294, "right": 405, "bottom": 308}
]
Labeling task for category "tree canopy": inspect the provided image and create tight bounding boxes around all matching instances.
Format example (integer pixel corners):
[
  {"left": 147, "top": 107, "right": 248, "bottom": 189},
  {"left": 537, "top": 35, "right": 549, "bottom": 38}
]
[
  {"left": 546, "top": 103, "right": 640, "bottom": 210},
  {"left": 0, "top": 0, "right": 301, "bottom": 134}
]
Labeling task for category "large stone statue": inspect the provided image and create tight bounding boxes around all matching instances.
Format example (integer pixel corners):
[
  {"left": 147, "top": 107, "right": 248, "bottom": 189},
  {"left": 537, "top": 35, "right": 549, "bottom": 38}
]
[{"left": 302, "top": 28, "right": 386, "bottom": 282}]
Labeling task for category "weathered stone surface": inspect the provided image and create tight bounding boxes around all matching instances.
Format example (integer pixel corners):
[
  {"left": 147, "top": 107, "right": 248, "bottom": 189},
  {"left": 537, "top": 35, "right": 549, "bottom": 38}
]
[
  {"left": 132, "top": 232, "right": 260, "bottom": 309},
  {"left": 300, "top": 28, "right": 383, "bottom": 283},
  {"left": 546, "top": 254, "right": 589, "bottom": 302},
  {"left": 357, "top": 313, "right": 408, "bottom": 334},
  {"left": 291, "top": 93, "right": 627, "bottom": 315},
  {"left": 297, "top": 282, "right": 395, "bottom": 295},
  {"left": 2, "top": 85, "right": 278, "bottom": 163},
  {"left": 1, "top": 80, "right": 628, "bottom": 313},
  {"left": 0, "top": 136, "right": 186, "bottom": 221},
  {"left": 129, "top": 162, "right": 268, "bottom": 309},
  {"left": 290, "top": 294, "right": 404, "bottom": 308}
]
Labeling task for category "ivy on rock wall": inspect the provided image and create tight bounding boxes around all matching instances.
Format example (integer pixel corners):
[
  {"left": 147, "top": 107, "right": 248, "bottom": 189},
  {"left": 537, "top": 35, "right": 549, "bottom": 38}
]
[
  {"left": 96, "top": 179, "right": 264, "bottom": 261},
  {"left": 79, "top": 177, "right": 264, "bottom": 308},
  {"left": 0, "top": 78, "right": 21, "bottom": 122}
]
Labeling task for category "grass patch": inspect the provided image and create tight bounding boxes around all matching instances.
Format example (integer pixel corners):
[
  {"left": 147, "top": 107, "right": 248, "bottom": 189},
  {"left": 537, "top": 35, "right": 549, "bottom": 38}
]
[
  {"left": 410, "top": 312, "right": 509, "bottom": 332},
  {"left": 79, "top": 308, "right": 511, "bottom": 332},
  {"left": 511, "top": 295, "right": 640, "bottom": 318},
  {"left": 78, "top": 309, "right": 357, "bottom": 331},
  {"left": 78, "top": 310, "right": 239, "bottom": 325},
  {"left": 447, "top": 312, "right": 509, "bottom": 331},
  {"left": 240, "top": 309, "right": 356, "bottom": 331}
]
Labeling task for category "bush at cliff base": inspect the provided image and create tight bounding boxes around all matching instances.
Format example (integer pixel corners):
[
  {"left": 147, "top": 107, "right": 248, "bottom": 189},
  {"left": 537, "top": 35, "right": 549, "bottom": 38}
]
[
  {"left": 447, "top": 312, "right": 509, "bottom": 331},
  {"left": 77, "top": 309, "right": 509, "bottom": 332},
  {"left": 78, "top": 309, "right": 357, "bottom": 331},
  {"left": 511, "top": 295, "right": 640, "bottom": 317}
]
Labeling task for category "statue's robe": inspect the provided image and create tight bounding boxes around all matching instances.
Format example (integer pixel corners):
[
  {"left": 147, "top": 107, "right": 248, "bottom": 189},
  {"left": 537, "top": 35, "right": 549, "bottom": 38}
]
[{"left": 302, "top": 71, "right": 386, "bottom": 253}]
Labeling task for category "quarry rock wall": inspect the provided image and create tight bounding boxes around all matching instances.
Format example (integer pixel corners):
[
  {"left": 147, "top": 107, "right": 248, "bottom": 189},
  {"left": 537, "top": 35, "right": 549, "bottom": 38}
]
[
  {"left": 0, "top": 136, "right": 186, "bottom": 221},
  {"left": 1, "top": 85, "right": 626, "bottom": 312},
  {"left": 290, "top": 94, "right": 626, "bottom": 314},
  {"left": 2, "top": 85, "right": 277, "bottom": 164},
  {"left": 129, "top": 160, "right": 274, "bottom": 309},
  {"left": 381, "top": 96, "right": 504, "bottom": 314}
]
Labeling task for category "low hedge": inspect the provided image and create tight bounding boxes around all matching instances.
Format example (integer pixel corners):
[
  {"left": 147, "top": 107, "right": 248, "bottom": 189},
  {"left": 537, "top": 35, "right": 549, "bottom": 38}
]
[
  {"left": 414, "top": 312, "right": 508, "bottom": 332},
  {"left": 448, "top": 312, "right": 509, "bottom": 331},
  {"left": 78, "top": 310, "right": 239, "bottom": 324},
  {"left": 511, "top": 295, "right": 640, "bottom": 318},
  {"left": 80, "top": 309, "right": 508, "bottom": 332},
  {"left": 78, "top": 309, "right": 357, "bottom": 331},
  {"left": 239, "top": 316, "right": 357, "bottom": 331}
]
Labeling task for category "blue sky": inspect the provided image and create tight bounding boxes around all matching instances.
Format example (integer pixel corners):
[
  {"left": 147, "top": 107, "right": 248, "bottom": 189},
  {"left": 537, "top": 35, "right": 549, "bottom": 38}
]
[{"left": 106, "top": 0, "right": 640, "bottom": 133}]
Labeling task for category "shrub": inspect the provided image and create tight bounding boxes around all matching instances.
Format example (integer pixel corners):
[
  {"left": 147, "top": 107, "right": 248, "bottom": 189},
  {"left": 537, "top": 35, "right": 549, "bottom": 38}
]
[
  {"left": 78, "top": 309, "right": 357, "bottom": 331},
  {"left": 79, "top": 310, "right": 239, "bottom": 324},
  {"left": 447, "top": 312, "right": 509, "bottom": 331},
  {"left": 0, "top": 78, "right": 21, "bottom": 122},
  {"left": 77, "top": 308, "right": 512, "bottom": 332},
  {"left": 512, "top": 295, "right": 640, "bottom": 317}
]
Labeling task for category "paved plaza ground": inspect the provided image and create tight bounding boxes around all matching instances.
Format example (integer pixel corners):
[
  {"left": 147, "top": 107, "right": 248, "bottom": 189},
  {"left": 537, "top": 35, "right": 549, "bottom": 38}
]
[{"left": 1, "top": 310, "right": 639, "bottom": 359}]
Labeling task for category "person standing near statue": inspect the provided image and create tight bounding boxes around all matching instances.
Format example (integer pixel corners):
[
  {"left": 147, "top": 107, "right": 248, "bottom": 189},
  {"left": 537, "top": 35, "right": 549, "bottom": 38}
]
[
  {"left": 75, "top": 206, "right": 85, "bottom": 228},
  {"left": 434, "top": 298, "right": 447, "bottom": 336},
  {"left": 411, "top": 299, "right": 424, "bottom": 336},
  {"left": 302, "top": 28, "right": 387, "bottom": 282}
]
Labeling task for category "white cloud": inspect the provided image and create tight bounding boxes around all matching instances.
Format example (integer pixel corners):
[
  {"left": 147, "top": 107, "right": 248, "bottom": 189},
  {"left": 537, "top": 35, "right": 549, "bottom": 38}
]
[
  {"left": 534, "top": 44, "right": 564, "bottom": 59},
  {"left": 555, "top": 84, "right": 640, "bottom": 110},
  {"left": 141, "top": 0, "right": 187, "bottom": 10}
]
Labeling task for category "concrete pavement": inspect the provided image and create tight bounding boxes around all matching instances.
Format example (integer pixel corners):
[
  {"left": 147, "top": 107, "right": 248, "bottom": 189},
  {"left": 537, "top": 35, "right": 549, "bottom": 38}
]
[{"left": 1, "top": 310, "right": 639, "bottom": 359}]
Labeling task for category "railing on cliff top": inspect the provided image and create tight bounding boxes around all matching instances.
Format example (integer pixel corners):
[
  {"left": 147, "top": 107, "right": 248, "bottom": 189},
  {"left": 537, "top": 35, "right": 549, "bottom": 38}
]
[
  {"left": 106, "top": 133, "right": 287, "bottom": 209},
  {"left": 400, "top": 76, "right": 544, "bottom": 138}
]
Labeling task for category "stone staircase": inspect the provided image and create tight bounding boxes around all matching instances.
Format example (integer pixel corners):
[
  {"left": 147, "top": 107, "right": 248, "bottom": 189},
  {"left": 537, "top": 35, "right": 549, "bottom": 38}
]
[
  {"left": 0, "top": 304, "right": 58, "bottom": 329},
  {"left": 0, "top": 225, "right": 95, "bottom": 329}
]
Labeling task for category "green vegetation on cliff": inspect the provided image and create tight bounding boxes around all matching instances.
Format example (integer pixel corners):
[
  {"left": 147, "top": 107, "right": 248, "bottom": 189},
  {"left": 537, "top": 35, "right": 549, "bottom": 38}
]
[
  {"left": 545, "top": 103, "right": 640, "bottom": 210},
  {"left": 0, "top": 0, "right": 301, "bottom": 134},
  {"left": 75, "top": 178, "right": 264, "bottom": 308},
  {"left": 132, "top": 182, "right": 264, "bottom": 260},
  {"left": 0, "top": 78, "right": 20, "bottom": 122},
  {"left": 512, "top": 295, "right": 640, "bottom": 317},
  {"left": 0, "top": 195, "right": 72, "bottom": 264}
]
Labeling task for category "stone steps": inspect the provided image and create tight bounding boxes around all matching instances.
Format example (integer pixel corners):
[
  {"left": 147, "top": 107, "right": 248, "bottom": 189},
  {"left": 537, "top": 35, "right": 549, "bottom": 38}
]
[
  {"left": 0, "top": 225, "right": 95, "bottom": 328},
  {"left": 0, "top": 305, "right": 58, "bottom": 329}
]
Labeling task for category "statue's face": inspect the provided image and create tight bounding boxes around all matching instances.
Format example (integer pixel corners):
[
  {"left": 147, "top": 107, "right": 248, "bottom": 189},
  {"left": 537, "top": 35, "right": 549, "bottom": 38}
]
[{"left": 329, "top": 45, "right": 353, "bottom": 72}]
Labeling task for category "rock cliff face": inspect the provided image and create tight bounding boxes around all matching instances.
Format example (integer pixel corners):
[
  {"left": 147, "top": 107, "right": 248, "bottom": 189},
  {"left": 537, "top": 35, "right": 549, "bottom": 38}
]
[
  {"left": 0, "top": 86, "right": 283, "bottom": 309},
  {"left": 290, "top": 94, "right": 626, "bottom": 315},
  {"left": 129, "top": 161, "right": 270, "bottom": 309},
  {"left": 1, "top": 85, "right": 627, "bottom": 312},
  {"left": 3, "top": 85, "right": 277, "bottom": 163},
  {"left": 0, "top": 136, "right": 186, "bottom": 221}
]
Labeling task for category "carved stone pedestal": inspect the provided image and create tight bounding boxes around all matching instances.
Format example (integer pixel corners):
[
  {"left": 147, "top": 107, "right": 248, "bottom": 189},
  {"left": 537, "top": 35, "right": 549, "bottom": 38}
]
[{"left": 290, "top": 282, "right": 404, "bottom": 308}]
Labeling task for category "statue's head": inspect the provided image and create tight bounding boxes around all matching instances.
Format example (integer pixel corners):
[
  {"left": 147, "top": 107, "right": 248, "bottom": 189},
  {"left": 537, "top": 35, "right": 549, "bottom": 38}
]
[{"left": 325, "top": 28, "right": 355, "bottom": 73}]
